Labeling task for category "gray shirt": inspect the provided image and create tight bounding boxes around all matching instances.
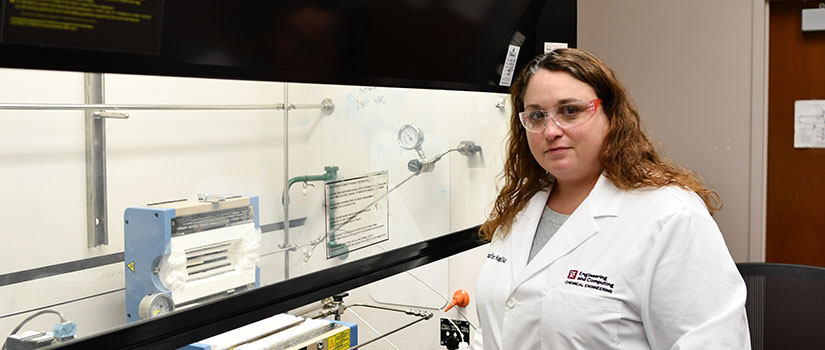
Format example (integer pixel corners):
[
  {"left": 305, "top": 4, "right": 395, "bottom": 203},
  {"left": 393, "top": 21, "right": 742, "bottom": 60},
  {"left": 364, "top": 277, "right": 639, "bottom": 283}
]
[{"left": 527, "top": 205, "right": 569, "bottom": 264}]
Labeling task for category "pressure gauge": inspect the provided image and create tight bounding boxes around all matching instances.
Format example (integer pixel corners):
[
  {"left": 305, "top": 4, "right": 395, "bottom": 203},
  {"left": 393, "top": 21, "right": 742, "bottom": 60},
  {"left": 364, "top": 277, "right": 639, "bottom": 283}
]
[
  {"left": 138, "top": 293, "right": 175, "bottom": 319},
  {"left": 398, "top": 124, "right": 424, "bottom": 150}
]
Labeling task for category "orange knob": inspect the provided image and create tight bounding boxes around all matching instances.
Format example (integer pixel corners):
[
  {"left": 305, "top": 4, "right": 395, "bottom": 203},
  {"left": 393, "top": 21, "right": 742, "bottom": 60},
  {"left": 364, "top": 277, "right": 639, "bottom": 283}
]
[{"left": 444, "top": 289, "right": 470, "bottom": 311}]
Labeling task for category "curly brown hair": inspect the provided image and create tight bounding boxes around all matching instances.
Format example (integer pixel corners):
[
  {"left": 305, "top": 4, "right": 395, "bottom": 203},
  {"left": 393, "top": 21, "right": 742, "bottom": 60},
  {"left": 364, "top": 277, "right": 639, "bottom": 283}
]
[{"left": 479, "top": 48, "right": 721, "bottom": 241}]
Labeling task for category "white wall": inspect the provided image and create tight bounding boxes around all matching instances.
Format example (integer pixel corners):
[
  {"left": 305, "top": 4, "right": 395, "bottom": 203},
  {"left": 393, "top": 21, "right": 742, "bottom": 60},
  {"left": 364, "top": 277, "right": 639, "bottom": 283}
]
[
  {"left": 0, "top": 69, "right": 86, "bottom": 272},
  {"left": 577, "top": 0, "right": 765, "bottom": 262}
]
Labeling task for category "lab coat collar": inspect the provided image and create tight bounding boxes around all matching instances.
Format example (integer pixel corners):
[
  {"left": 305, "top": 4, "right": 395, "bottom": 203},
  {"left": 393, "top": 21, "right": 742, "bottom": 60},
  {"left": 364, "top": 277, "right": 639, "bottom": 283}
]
[
  {"left": 508, "top": 174, "right": 624, "bottom": 296},
  {"left": 508, "top": 189, "right": 550, "bottom": 281},
  {"left": 587, "top": 174, "right": 624, "bottom": 217}
]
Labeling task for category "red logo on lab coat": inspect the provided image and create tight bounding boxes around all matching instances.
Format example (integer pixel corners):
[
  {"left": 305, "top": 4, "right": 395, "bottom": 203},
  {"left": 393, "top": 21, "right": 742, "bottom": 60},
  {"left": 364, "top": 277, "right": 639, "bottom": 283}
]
[{"left": 567, "top": 270, "right": 578, "bottom": 279}]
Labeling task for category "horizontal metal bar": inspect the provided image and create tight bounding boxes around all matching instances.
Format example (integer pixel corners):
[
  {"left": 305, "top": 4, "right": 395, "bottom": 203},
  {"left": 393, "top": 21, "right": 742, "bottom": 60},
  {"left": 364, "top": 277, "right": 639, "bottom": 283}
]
[
  {"left": 0, "top": 98, "right": 335, "bottom": 113},
  {"left": 345, "top": 303, "right": 418, "bottom": 314},
  {"left": 0, "top": 103, "right": 285, "bottom": 111},
  {"left": 290, "top": 98, "right": 335, "bottom": 114},
  {"left": 290, "top": 104, "right": 324, "bottom": 109},
  {"left": 260, "top": 217, "right": 307, "bottom": 233},
  {"left": 93, "top": 112, "right": 129, "bottom": 119}
]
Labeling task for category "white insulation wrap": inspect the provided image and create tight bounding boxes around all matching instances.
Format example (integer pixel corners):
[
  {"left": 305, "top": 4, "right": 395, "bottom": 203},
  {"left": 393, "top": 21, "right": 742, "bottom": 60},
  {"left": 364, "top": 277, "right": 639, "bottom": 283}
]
[
  {"left": 231, "top": 224, "right": 262, "bottom": 271},
  {"left": 159, "top": 223, "right": 261, "bottom": 300},
  {"left": 158, "top": 246, "right": 188, "bottom": 291}
]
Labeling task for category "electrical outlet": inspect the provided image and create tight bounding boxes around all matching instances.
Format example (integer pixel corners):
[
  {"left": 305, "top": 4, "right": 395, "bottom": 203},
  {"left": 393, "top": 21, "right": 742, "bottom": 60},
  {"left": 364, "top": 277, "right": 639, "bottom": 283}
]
[{"left": 439, "top": 318, "right": 470, "bottom": 348}]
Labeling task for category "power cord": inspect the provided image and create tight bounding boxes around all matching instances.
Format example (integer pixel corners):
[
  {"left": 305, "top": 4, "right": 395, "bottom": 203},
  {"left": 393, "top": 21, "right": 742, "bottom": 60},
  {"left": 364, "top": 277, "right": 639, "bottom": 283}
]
[{"left": 2, "top": 309, "right": 74, "bottom": 350}]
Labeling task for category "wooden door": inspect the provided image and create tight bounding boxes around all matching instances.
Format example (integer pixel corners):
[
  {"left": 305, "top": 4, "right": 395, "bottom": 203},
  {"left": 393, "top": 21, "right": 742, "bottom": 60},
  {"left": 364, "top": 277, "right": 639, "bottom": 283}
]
[{"left": 767, "top": 2, "right": 825, "bottom": 266}]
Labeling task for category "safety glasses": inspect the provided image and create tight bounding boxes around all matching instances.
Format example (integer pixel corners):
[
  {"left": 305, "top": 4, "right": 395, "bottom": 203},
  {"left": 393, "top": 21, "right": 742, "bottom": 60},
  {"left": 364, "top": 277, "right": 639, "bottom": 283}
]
[{"left": 518, "top": 98, "right": 602, "bottom": 133}]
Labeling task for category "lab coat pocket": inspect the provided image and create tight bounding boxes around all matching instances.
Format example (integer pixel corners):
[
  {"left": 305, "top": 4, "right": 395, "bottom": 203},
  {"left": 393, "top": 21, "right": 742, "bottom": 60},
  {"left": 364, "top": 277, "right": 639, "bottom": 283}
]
[{"left": 541, "top": 289, "right": 621, "bottom": 349}]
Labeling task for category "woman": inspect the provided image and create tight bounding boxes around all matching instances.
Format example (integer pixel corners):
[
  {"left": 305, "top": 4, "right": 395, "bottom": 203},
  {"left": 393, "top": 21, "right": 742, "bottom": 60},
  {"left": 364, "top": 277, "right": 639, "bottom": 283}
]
[{"left": 471, "top": 49, "right": 750, "bottom": 349}]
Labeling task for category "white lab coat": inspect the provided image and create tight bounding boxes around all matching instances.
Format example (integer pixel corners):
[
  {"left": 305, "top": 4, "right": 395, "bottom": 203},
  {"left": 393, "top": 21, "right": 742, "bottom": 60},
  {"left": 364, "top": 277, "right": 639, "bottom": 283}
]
[{"left": 472, "top": 175, "right": 750, "bottom": 349}]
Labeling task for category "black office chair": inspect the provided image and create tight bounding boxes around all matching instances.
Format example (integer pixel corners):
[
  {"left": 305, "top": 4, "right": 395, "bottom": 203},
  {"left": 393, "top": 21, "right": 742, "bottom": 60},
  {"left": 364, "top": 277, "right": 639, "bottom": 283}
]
[{"left": 737, "top": 262, "right": 825, "bottom": 350}]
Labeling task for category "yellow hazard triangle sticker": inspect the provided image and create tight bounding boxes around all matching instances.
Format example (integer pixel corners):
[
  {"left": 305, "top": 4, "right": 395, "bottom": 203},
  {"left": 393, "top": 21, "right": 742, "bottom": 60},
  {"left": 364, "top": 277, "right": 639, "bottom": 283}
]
[{"left": 127, "top": 261, "right": 135, "bottom": 273}]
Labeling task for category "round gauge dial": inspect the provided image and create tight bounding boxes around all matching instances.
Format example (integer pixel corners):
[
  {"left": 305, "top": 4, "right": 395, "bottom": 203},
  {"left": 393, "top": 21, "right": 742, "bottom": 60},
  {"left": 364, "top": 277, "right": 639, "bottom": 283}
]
[
  {"left": 397, "top": 124, "right": 424, "bottom": 150},
  {"left": 138, "top": 293, "right": 175, "bottom": 319}
]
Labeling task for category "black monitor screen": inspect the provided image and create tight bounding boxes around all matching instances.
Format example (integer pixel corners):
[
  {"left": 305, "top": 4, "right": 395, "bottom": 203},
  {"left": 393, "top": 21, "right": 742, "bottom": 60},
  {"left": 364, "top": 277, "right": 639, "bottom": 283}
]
[{"left": 0, "top": 0, "right": 575, "bottom": 92}]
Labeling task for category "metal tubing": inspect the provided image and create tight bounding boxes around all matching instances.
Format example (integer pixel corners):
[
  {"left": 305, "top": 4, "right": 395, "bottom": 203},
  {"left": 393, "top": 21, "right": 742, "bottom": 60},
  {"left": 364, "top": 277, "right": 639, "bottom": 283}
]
[{"left": 344, "top": 303, "right": 425, "bottom": 314}]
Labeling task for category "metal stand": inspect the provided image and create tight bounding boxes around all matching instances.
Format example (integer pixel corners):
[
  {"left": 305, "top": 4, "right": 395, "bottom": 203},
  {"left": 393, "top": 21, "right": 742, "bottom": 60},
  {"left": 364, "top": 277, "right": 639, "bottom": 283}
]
[{"left": 283, "top": 83, "right": 291, "bottom": 279}]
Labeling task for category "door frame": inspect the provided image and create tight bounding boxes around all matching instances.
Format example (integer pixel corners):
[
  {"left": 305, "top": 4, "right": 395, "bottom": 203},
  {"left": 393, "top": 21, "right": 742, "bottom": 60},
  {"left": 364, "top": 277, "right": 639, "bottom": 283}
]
[{"left": 750, "top": 0, "right": 769, "bottom": 262}]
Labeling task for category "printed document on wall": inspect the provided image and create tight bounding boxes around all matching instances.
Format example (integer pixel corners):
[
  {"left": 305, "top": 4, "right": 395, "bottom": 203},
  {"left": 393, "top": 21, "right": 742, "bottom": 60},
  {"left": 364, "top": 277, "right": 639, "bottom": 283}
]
[
  {"left": 324, "top": 171, "right": 389, "bottom": 259},
  {"left": 794, "top": 100, "right": 825, "bottom": 148}
]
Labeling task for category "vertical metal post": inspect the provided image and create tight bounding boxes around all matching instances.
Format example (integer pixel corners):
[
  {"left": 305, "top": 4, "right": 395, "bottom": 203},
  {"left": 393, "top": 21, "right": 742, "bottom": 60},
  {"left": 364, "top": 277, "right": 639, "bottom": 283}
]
[
  {"left": 283, "top": 83, "right": 290, "bottom": 278},
  {"left": 85, "top": 73, "right": 108, "bottom": 247}
]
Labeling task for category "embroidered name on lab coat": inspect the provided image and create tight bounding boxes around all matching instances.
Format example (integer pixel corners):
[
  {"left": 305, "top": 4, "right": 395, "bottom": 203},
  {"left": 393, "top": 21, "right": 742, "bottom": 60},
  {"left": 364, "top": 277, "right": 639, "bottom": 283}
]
[
  {"left": 564, "top": 269, "right": 614, "bottom": 294},
  {"left": 486, "top": 253, "right": 507, "bottom": 263}
]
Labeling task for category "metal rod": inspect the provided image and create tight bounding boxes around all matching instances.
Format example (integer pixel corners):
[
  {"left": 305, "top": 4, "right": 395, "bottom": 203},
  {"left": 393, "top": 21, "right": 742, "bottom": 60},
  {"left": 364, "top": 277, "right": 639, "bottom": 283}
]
[
  {"left": 93, "top": 112, "right": 129, "bottom": 119},
  {"left": 0, "top": 103, "right": 284, "bottom": 110},
  {"left": 344, "top": 303, "right": 416, "bottom": 314},
  {"left": 84, "top": 73, "right": 108, "bottom": 247},
  {"left": 292, "top": 104, "right": 328, "bottom": 110},
  {"left": 0, "top": 100, "right": 335, "bottom": 112},
  {"left": 294, "top": 98, "right": 335, "bottom": 114},
  {"left": 283, "top": 83, "right": 291, "bottom": 279}
]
